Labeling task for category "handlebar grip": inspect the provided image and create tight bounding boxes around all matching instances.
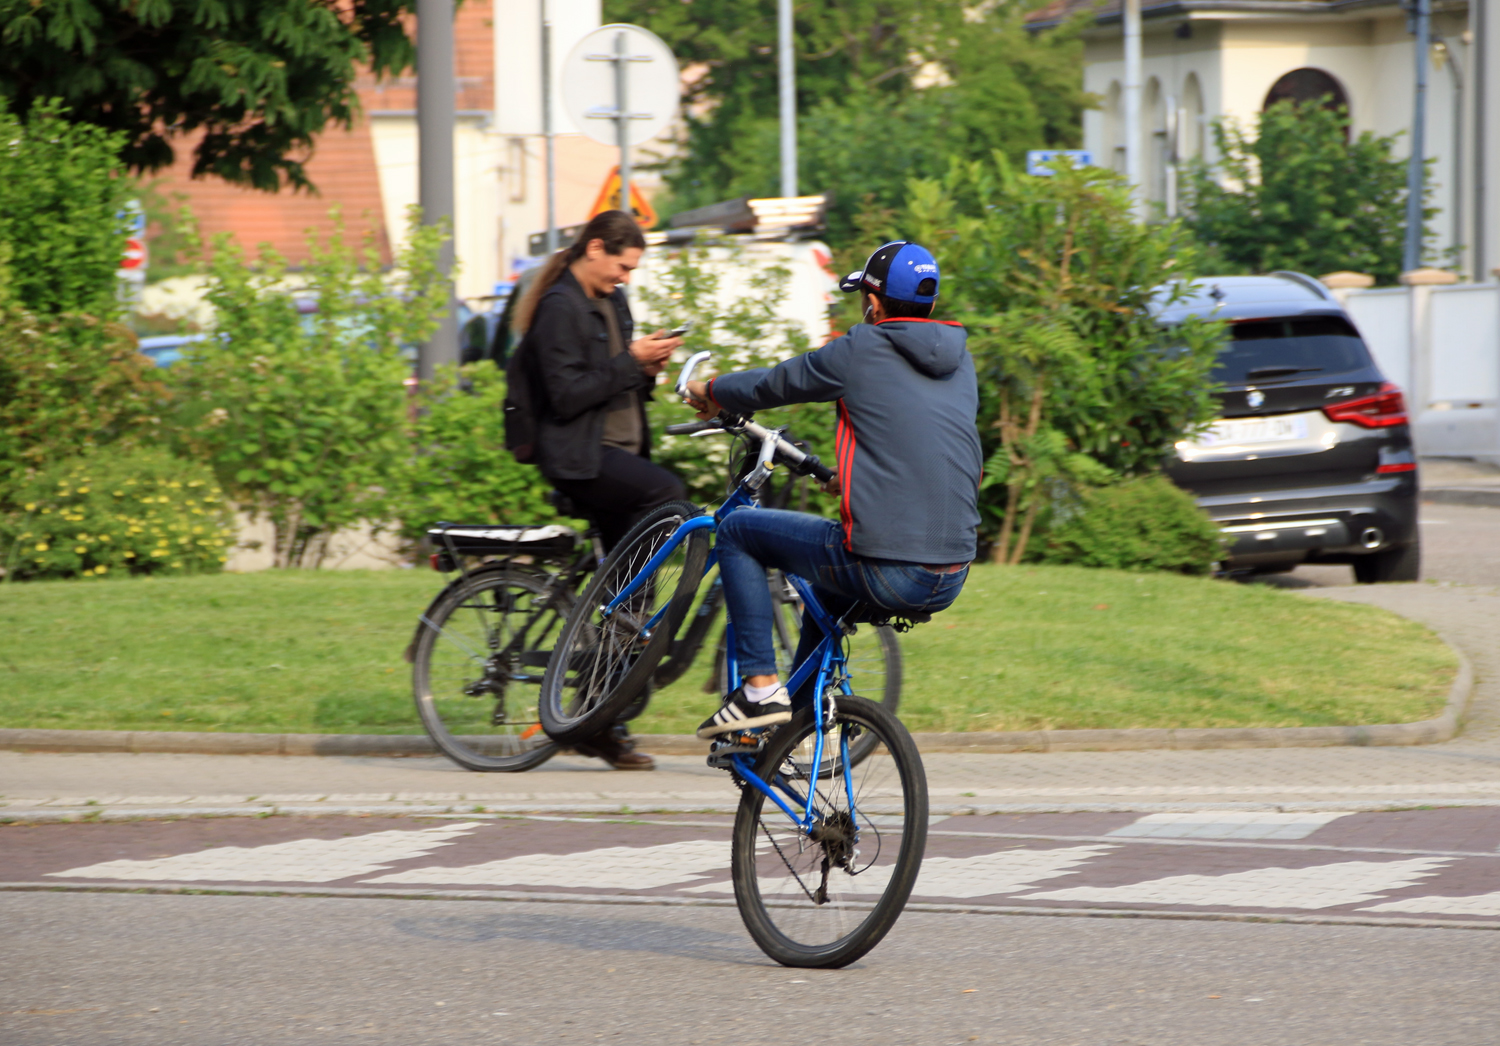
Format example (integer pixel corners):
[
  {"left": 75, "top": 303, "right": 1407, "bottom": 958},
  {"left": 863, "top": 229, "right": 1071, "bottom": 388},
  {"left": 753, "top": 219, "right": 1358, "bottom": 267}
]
[
  {"left": 664, "top": 421, "right": 716, "bottom": 436},
  {"left": 801, "top": 456, "right": 835, "bottom": 484}
]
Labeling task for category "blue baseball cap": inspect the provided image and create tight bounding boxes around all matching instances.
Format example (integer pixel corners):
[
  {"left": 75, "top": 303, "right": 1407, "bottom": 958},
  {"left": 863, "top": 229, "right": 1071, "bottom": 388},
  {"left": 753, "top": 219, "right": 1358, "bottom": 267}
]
[{"left": 838, "top": 241, "right": 940, "bottom": 304}]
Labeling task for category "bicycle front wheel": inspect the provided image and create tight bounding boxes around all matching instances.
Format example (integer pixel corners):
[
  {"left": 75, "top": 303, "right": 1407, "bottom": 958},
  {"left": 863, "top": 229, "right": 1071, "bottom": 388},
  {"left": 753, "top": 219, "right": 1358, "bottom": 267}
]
[
  {"left": 411, "top": 567, "right": 566, "bottom": 772},
  {"left": 731, "top": 695, "right": 928, "bottom": 968},
  {"left": 539, "top": 500, "right": 709, "bottom": 744}
]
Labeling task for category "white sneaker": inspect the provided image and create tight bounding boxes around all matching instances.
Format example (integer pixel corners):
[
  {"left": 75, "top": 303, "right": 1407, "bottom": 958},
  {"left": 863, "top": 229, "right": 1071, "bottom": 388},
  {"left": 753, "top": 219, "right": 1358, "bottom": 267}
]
[{"left": 696, "top": 686, "right": 793, "bottom": 739}]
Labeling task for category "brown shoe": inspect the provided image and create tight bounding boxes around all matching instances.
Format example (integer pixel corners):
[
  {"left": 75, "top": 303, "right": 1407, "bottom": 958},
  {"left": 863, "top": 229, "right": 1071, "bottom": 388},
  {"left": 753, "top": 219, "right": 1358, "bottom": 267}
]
[{"left": 573, "top": 727, "right": 656, "bottom": 771}]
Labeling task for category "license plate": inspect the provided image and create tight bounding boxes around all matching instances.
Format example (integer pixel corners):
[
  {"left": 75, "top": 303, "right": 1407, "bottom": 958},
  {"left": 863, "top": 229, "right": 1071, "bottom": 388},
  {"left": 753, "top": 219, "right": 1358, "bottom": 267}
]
[{"left": 1191, "top": 416, "right": 1309, "bottom": 447}]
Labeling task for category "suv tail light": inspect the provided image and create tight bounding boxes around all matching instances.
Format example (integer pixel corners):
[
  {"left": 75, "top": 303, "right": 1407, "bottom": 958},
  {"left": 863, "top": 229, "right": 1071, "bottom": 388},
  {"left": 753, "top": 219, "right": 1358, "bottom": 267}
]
[{"left": 1323, "top": 382, "right": 1408, "bottom": 428}]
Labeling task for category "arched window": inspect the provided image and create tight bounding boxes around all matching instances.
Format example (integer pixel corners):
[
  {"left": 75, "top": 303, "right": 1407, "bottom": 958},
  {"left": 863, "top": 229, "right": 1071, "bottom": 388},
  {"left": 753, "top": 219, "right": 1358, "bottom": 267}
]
[{"left": 1263, "top": 68, "right": 1349, "bottom": 114}]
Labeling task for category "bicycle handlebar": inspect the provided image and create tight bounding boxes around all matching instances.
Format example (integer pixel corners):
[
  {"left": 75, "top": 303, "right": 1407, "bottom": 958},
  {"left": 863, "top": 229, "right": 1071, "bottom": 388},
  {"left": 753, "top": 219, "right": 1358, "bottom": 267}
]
[{"left": 670, "top": 353, "right": 836, "bottom": 485}]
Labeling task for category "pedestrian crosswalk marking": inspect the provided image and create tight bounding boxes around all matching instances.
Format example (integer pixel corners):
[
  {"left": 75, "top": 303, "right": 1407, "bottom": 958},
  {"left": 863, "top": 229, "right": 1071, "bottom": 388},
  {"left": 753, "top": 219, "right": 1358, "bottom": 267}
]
[
  {"left": 1108, "top": 811, "right": 1355, "bottom": 841},
  {"left": 1022, "top": 856, "right": 1454, "bottom": 909},
  {"left": 1360, "top": 891, "right": 1500, "bottom": 916},
  {"left": 46, "top": 823, "right": 483, "bottom": 883},
  {"left": 362, "top": 839, "right": 732, "bottom": 890},
  {"left": 683, "top": 845, "right": 1117, "bottom": 899}
]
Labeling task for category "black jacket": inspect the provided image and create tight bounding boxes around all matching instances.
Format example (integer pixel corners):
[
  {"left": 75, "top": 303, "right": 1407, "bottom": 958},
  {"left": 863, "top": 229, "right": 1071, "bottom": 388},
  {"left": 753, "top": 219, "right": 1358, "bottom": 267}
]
[
  {"left": 709, "top": 319, "right": 982, "bottom": 563},
  {"left": 522, "top": 269, "right": 655, "bottom": 481}
]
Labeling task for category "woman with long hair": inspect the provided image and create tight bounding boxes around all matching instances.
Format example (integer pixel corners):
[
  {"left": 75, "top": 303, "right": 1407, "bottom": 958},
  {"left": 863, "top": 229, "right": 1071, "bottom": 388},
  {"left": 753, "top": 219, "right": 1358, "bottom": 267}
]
[{"left": 513, "top": 209, "right": 685, "bottom": 770}]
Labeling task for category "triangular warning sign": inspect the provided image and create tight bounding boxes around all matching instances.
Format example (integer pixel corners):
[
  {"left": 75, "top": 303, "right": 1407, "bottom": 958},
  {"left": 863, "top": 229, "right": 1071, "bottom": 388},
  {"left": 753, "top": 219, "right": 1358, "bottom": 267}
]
[{"left": 588, "top": 166, "right": 658, "bottom": 229}]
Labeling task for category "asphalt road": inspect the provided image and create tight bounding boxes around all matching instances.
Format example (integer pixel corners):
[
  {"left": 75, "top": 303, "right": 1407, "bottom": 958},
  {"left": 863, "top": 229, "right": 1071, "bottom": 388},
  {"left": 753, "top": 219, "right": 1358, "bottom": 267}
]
[
  {"left": 1268, "top": 499, "right": 1500, "bottom": 589},
  {"left": 5, "top": 891, "right": 1497, "bottom": 1046}
]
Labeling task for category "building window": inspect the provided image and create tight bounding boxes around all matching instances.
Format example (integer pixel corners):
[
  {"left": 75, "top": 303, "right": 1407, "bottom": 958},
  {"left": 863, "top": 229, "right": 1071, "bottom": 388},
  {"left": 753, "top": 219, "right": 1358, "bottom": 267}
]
[{"left": 1263, "top": 68, "right": 1349, "bottom": 114}]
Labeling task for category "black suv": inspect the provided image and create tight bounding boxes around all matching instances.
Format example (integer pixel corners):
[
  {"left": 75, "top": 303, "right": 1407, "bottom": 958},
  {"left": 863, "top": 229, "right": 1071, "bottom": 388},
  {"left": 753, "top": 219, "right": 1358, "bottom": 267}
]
[{"left": 1160, "top": 272, "right": 1419, "bottom": 583}]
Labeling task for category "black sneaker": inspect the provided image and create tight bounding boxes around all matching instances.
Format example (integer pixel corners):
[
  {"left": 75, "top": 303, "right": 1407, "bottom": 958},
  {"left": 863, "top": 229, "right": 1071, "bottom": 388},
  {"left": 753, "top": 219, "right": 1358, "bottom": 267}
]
[{"left": 696, "top": 686, "right": 793, "bottom": 739}]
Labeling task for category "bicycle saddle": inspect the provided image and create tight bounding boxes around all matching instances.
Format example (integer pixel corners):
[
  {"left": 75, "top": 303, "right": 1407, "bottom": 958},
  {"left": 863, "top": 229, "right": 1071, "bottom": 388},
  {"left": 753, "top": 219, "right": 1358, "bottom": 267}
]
[
  {"left": 426, "top": 522, "right": 579, "bottom": 561},
  {"left": 848, "top": 604, "right": 933, "bottom": 633}
]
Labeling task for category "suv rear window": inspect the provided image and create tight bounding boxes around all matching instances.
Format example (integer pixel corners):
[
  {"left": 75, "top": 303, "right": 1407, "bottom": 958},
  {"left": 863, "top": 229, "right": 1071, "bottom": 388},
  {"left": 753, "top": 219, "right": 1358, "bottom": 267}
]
[{"left": 1213, "top": 316, "right": 1374, "bottom": 385}]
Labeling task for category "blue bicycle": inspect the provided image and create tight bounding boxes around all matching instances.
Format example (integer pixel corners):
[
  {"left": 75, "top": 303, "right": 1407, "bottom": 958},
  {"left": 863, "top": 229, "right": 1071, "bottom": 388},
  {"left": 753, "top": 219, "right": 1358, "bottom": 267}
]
[{"left": 538, "top": 352, "right": 928, "bottom": 968}]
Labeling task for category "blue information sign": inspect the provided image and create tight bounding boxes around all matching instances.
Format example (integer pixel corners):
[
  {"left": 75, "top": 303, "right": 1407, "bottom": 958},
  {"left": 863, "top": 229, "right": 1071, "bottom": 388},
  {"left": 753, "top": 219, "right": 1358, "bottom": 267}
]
[{"left": 1025, "top": 150, "right": 1094, "bottom": 176}]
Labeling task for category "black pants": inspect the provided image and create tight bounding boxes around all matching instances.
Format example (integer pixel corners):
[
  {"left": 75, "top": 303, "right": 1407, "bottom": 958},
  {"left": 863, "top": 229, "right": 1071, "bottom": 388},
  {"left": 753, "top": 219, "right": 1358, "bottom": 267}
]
[{"left": 550, "top": 447, "right": 687, "bottom": 553}]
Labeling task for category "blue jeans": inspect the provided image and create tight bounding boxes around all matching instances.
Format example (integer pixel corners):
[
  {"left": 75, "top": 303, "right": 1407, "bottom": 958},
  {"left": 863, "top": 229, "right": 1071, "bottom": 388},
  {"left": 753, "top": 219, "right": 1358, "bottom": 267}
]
[{"left": 716, "top": 509, "right": 969, "bottom": 701}]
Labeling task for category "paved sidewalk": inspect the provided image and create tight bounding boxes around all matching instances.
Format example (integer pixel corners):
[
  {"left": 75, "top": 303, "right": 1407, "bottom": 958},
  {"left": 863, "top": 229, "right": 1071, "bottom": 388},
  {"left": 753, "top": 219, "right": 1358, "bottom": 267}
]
[{"left": 3, "top": 582, "right": 1497, "bottom": 820}]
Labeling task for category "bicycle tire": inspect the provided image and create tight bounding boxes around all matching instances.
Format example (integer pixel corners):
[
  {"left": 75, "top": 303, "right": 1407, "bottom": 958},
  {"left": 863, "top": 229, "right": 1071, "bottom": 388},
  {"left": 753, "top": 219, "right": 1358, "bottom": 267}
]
[
  {"left": 731, "top": 695, "right": 927, "bottom": 968},
  {"left": 716, "top": 582, "right": 902, "bottom": 767},
  {"left": 539, "top": 500, "right": 710, "bottom": 744},
  {"left": 411, "top": 566, "right": 566, "bottom": 772},
  {"left": 653, "top": 574, "right": 723, "bottom": 689}
]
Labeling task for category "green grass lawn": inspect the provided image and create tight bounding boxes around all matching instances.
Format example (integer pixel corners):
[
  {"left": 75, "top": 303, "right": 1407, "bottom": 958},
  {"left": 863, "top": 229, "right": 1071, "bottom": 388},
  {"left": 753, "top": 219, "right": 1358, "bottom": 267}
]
[{"left": 0, "top": 564, "right": 1455, "bottom": 736}]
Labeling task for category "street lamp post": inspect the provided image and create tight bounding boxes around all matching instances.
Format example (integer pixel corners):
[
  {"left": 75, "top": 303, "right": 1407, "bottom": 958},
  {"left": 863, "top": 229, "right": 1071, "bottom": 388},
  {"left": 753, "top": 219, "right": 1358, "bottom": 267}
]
[
  {"left": 778, "top": 0, "right": 797, "bottom": 199},
  {"left": 1123, "top": 0, "right": 1144, "bottom": 220},
  {"left": 1403, "top": 0, "right": 1432, "bottom": 273},
  {"left": 417, "top": 0, "right": 457, "bottom": 384}
]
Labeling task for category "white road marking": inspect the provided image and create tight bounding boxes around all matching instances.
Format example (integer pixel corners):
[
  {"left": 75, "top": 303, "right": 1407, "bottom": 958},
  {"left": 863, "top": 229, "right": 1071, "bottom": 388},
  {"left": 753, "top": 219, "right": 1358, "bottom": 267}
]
[
  {"left": 46, "top": 823, "right": 482, "bottom": 883},
  {"left": 1107, "top": 811, "right": 1356, "bottom": 841},
  {"left": 362, "top": 839, "right": 732, "bottom": 889},
  {"left": 683, "top": 844, "right": 1116, "bottom": 899},
  {"left": 1360, "top": 891, "right": 1500, "bottom": 916},
  {"left": 1022, "top": 856, "right": 1454, "bottom": 909}
]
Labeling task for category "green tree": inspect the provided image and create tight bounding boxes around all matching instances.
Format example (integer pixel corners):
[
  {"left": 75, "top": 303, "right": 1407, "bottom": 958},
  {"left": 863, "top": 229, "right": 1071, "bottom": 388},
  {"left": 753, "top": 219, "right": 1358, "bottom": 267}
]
[
  {"left": 167, "top": 210, "right": 448, "bottom": 567},
  {"left": 609, "top": 0, "right": 1088, "bottom": 241},
  {"left": 897, "top": 156, "right": 1225, "bottom": 562},
  {"left": 1184, "top": 100, "right": 1425, "bottom": 284},
  {"left": 0, "top": 0, "right": 414, "bottom": 192}
]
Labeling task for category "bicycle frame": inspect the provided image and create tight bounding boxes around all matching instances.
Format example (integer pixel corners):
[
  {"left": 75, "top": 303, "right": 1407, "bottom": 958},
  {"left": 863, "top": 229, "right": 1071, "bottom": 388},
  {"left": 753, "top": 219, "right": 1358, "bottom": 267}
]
[{"left": 601, "top": 475, "right": 862, "bottom": 837}]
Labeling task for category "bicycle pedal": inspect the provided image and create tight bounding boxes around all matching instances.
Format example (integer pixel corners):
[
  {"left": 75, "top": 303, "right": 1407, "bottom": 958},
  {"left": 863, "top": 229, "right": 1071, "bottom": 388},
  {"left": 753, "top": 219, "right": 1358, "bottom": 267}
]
[{"left": 706, "top": 733, "right": 767, "bottom": 770}]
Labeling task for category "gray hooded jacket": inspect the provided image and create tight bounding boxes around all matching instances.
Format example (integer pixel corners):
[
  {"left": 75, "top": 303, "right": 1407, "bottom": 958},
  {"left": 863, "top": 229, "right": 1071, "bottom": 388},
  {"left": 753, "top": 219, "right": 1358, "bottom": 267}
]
[{"left": 708, "top": 319, "right": 983, "bottom": 563}]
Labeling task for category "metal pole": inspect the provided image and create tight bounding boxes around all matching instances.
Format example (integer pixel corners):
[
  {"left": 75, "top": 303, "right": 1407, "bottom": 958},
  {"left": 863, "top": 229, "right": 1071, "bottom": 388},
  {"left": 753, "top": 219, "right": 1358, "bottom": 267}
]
[
  {"left": 1476, "top": 0, "right": 1488, "bottom": 277},
  {"left": 1404, "top": 0, "right": 1431, "bottom": 273},
  {"left": 417, "top": 0, "right": 457, "bottom": 383},
  {"left": 615, "top": 29, "right": 631, "bottom": 215},
  {"left": 542, "top": 6, "right": 557, "bottom": 252},
  {"left": 778, "top": 0, "right": 797, "bottom": 198},
  {"left": 1123, "top": 0, "right": 1144, "bottom": 220}
]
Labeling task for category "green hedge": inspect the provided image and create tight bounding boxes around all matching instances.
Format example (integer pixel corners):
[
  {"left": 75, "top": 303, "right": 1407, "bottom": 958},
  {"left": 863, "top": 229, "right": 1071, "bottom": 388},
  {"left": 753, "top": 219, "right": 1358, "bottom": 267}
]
[
  {"left": 1, "top": 447, "right": 235, "bottom": 580},
  {"left": 1036, "top": 475, "right": 1226, "bottom": 575}
]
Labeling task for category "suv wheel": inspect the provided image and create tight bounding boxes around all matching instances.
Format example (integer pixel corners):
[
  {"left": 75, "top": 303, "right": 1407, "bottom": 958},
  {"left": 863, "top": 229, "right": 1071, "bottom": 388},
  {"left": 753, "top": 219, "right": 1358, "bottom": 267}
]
[{"left": 1353, "top": 539, "right": 1420, "bottom": 584}]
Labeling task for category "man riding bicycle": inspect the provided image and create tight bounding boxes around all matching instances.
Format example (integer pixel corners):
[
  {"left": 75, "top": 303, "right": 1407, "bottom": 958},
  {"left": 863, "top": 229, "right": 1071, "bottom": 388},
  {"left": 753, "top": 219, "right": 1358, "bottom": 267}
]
[{"left": 684, "top": 240, "right": 983, "bottom": 739}]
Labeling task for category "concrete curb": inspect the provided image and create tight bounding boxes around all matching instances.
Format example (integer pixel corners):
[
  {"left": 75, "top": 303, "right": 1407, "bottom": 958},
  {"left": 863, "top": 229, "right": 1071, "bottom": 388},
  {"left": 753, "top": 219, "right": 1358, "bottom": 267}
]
[
  {"left": 4, "top": 882, "right": 1499, "bottom": 932},
  {"left": 1424, "top": 487, "right": 1500, "bottom": 508},
  {"left": 0, "top": 627, "right": 1472, "bottom": 760}
]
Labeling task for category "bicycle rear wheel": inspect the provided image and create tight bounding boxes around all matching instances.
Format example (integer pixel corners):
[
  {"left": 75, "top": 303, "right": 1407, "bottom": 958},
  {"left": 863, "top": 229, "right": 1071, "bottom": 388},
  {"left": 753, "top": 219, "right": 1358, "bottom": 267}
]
[
  {"left": 411, "top": 567, "right": 566, "bottom": 772},
  {"left": 539, "top": 500, "right": 709, "bottom": 744},
  {"left": 731, "top": 695, "right": 928, "bottom": 968}
]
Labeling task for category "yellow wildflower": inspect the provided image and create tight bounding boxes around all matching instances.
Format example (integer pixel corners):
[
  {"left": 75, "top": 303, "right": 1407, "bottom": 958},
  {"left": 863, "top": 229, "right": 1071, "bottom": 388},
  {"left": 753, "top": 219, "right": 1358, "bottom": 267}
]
[
  {"left": 23, "top": 503, "right": 34, "bottom": 511},
  {"left": 35, "top": 543, "right": 48, "bottom": 552},
  {"left": 74, "top": 546, "right": 86, "bottom": 553}
]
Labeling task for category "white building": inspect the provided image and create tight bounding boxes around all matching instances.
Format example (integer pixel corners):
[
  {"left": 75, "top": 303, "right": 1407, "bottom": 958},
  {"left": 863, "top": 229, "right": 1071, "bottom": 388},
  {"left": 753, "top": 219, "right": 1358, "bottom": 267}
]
[{"left": 1033, "top": 0, "right": 1500, "bottom": 281}]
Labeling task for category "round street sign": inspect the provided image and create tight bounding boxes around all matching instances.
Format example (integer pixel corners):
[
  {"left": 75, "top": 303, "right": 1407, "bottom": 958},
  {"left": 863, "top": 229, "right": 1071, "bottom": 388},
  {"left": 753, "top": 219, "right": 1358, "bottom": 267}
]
[
  {"left": 120, "top": 237, "right": 146, "bottom": 271},
  {"left": 561, "top": 23, "right": 680, "bottom": 149}
]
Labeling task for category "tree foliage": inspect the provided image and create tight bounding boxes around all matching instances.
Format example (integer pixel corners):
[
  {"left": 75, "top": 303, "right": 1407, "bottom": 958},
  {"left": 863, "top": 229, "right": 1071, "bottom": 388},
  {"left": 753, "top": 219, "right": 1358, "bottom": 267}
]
[
  {"left": 1184, "top": 101, "right": 1426, "bottom": 285},
  {"left": 608, "top": 0, "right": 1089, "bottom": 242},
  {"left": 895, "top": 157, "right": 1225, "bottom": 562},
  {"left": 167, "top": 210, "right": 448, "bottom": 568},
  {"left": 0, "top": 0, "right": 414, "bottom": 192}
]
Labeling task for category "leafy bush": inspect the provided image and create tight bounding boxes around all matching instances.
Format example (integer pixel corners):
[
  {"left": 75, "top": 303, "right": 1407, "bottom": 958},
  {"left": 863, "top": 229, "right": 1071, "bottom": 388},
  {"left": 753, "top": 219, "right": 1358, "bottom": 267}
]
[
  {"left": 389, "top": 363, "right": 559, "bottom": 540},
  {"left": 634, "top": 242, "right": 834, "bottom": 512},
  {"left": 1036, "top": 477, "right": 1225, "bottom": 575},
  {"left": 167, "top": 209, "right": 447, "bottom": 567},
  {"left": 1, "top": 447, "right": 235, "bottom": 581},
  {"left": 1184, "top": 101, "right": 1430, "bottom": 285},
  {"left": 0, "top": 99, "right": 134, "bottom": 318},
  {"left": 0, "top": 250, "right": 167, "bottom": 507},
  {"left": 893, "top": 156, "right": 1226, "bottom": 562}
]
